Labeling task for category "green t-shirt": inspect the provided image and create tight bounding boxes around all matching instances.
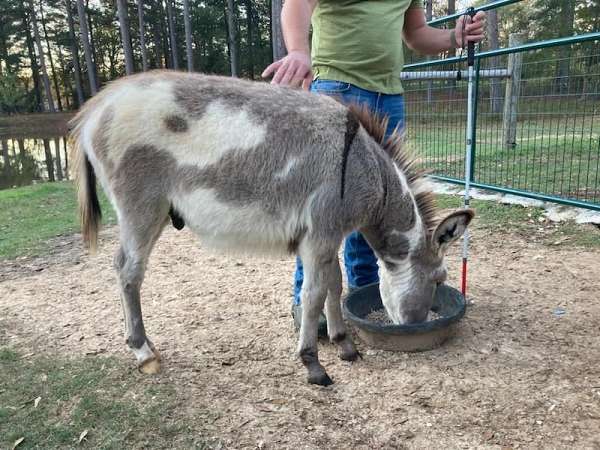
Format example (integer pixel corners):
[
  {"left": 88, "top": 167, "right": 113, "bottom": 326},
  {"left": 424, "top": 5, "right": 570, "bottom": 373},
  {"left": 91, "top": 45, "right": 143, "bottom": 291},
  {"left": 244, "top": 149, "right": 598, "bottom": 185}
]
[{"left": 311, "top": 0, "right": 424, "bottom": 95}]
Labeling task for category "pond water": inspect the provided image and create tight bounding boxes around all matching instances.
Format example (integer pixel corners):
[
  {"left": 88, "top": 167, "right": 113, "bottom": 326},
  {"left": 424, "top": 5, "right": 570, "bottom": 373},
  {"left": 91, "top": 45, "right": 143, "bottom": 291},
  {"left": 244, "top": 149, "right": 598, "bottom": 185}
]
[{"left": 0, "top": 136, "right": 72, "bottom": 190}]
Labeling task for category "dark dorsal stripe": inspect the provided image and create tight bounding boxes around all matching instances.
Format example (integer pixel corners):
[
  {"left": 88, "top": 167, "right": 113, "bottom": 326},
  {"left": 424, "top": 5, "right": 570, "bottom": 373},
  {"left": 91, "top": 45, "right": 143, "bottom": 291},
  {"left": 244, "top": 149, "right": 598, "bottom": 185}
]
[{"left": 341, "top": 110, "right": 360, "bottom": 199}]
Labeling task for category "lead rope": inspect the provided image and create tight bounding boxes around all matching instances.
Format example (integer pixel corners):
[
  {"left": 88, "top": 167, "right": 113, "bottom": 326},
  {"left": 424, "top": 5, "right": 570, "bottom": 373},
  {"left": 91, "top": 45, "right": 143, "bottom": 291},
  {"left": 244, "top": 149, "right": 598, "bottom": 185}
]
[{"left": 461, "top": 7, "right": 476, "bottom": 298}]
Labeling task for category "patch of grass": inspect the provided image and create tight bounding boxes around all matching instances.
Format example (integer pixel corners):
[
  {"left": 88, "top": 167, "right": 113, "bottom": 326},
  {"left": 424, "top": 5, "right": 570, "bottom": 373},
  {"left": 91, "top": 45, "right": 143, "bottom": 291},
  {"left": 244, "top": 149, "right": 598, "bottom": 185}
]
[
  {"left": 0, "top": 181, "right": 116, "bottom": 259},
  {"left": 0, "top": 347, "right": 19, "bottom": 362},
  {"left": 407, "top": 118, "right": 600, "bottom": 204},
  {"left": 0, "top": 347, "right": 212, "bottom": 450},
  {"left": 435, "top": 193, "right": 600, "bottom": 248},
  {"left": 1, "top": 180, "right": 598, "bottom": 262}
]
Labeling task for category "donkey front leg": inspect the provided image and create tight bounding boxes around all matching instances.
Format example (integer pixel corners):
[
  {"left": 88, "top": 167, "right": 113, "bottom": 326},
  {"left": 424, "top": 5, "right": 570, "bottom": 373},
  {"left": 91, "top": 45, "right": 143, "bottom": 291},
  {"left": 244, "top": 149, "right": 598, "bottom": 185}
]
[
  {"left": 297, "top": 243, "right": 337, "bottom": 386},
  {"left": 324, "top": 260, "right": 359, "bottom": 362}
]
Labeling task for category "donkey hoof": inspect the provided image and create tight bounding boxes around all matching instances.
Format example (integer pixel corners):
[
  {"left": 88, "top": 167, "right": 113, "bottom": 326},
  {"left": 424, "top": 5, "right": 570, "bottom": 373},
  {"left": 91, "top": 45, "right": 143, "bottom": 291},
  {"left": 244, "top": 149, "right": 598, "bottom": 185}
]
[
  {"left": 338, "top": 338, "right": 360, "bottom": 362},
  {"left": 138, "top": 357, "right": 161, "bottom": 375},
  {"left": 308, "top": 372, "right": 334, "bottom": 386},
  {"left": 340, "top": 348, "right": 361, "bottom": 362}
]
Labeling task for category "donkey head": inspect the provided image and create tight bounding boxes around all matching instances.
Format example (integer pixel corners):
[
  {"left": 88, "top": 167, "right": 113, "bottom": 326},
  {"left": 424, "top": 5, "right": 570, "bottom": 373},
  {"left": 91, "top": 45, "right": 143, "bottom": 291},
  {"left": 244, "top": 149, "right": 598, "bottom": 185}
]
[
  {"left": 345, "top": 103, "right": 474, "bottom": 325},
  {"left": 377, "top": 209, "right": 474, "bottom": 324}
]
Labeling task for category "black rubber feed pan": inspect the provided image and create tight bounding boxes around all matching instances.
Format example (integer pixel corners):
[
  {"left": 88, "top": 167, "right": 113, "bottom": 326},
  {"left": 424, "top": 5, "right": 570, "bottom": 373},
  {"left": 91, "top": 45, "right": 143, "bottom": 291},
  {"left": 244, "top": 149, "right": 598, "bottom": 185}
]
[{"left": 343, "top": 283, "right": 466, "bottom": 351}]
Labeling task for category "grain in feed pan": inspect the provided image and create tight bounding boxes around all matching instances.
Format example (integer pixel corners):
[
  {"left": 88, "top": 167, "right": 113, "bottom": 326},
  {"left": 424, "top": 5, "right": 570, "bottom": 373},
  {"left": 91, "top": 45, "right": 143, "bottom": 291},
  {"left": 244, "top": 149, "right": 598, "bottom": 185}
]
[{"left": 343, "top": 283, "right": 466, "bottom": 351}]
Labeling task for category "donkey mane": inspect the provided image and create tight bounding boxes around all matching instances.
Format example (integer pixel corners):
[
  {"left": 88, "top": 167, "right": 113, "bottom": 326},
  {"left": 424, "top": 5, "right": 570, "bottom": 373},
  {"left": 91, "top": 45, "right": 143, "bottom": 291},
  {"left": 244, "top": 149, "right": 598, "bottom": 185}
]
[{"left": 347, "top": 104, "right": 437, "bottom": 232}]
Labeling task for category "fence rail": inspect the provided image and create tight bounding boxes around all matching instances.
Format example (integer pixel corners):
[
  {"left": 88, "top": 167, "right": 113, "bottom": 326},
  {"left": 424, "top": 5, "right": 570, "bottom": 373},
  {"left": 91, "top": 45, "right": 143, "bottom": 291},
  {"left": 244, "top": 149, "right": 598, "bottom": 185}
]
[
  {"left": 403, "top": 31, "right": 600, "bottom": 211},
  {"left": 401, "top": 69, "right": 510, "bottom": 80},
  {"left": 427, "top": 0, "right": 523, "bottom": 27}
]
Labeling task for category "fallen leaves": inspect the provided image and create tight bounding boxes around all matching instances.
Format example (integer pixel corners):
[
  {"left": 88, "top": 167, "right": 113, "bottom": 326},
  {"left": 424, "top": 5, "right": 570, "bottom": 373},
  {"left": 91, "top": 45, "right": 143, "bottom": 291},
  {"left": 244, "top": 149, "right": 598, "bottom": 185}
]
[{"left": 78, "top": 429, "right": 89, "bottom": 444}]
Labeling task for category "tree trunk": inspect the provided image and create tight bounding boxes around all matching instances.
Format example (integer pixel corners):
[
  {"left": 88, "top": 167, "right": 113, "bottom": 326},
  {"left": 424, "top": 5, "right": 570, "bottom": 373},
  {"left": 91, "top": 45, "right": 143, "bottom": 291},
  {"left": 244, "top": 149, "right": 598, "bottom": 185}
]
[
  {"left": 556, "top": 0, "right": 575, "bottom": 95},
  {"left": 0, "top": 33, "right": 9, "bottom": 76},
  {"left": 487, "top": 9, "right": 502, "bottom": 114},
  {"left": 254, "top": 1, "right": 262, "bottom": 52},
  {"left": 29, "top": 0, "right": 56, "bottom": 113},
  {"left": 43, "top": 139, "right": 55, "bottom": 181},
  {"left": 66, "top": 0, "right": 85, "bottom": 106},
  {"left": 166, "top": 0, "right": 179, "bottom": 69},
  {"left": 425, "top": 0, "right": 432, "bottom": 20},
  {"left": 137, "top": 0, "right": 148, "bottom": 71},
  {"left": 226, "top": 0, "right": 239, "bottom": 77},
  {"left": 151, "top": 0, "right": 163, "bottom": 68},
  {"left": 39, "top": 0, "right": 64, "bottom": 111},
  {"left": 1, "top": 139, "right": 10, "bottom": 178},
  {"left": 446, "top": 0, "right": 456, "bottom": 89},
  {"left": 117, "top": 0, "right": 135, "bottom": 75},
  {"left": 86, "top": 0, "right": 101, "bottom": 83},
  {"left": 183, "top": 0, "right": 193, "bottom": 71},
  {"left": 76, "top": 0, "right": 98, "bottom": 94},
  {"left": 271, "top": 0, "right": 286, "bottom": 61},
  {"left": 244, "top": 0, "right": 254, "bottom": 78},
  {"left": 63, "top": 137, "right": 69, "bottom": 179},
  {"left": 54, "top": 137, "right": 63, "bottom": 180},
  {"left": 160, "top": 1, "right": 171, "bottom": 68},
  {"left": 56, "top": 43, "right": 72, "bottom": 109},
  {"left": 23, "top": 9, "right": 43, "bottom": 111},
  {"left": 503, "top": 33, "right": 524, "bottom": 149},
  {"left": 447, "top": 0, "right": 455, "bottom": 20},
  {"left": 425, "top": 0, "right": 433, "bottom": 104},
  {"left": 17, "top": 139, "right": 26, "bottom": 168}
]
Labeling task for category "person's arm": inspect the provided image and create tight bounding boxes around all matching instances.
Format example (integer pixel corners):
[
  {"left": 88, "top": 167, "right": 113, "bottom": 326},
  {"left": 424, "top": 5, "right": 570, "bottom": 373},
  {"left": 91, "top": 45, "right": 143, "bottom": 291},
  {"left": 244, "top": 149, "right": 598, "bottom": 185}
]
[
  {"left": 403, "top": 8, "right": 486, "bottom": 55},
  {"left": 261, "top": 0, "right": 318, "bottom": 89}
]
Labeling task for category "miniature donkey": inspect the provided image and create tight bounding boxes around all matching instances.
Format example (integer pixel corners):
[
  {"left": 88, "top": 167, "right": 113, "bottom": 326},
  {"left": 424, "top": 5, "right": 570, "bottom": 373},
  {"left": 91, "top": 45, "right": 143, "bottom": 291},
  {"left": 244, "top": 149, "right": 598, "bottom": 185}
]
[{"left": 71, "top": 70, "right": 473, "bottom": 386}]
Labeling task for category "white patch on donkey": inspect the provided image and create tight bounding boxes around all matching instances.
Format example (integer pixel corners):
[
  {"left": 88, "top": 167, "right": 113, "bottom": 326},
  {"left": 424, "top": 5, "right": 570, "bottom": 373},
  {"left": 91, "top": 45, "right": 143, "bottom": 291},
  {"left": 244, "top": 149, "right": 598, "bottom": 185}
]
[
  {"left": 168, "top": 101, "right": 268, "bottom": 168},
  {"left": 70, "top": 71, "right": 473, "bottom": 386},
  {"left": 172, "top": 187, "right": 317, "bottom": 255}
]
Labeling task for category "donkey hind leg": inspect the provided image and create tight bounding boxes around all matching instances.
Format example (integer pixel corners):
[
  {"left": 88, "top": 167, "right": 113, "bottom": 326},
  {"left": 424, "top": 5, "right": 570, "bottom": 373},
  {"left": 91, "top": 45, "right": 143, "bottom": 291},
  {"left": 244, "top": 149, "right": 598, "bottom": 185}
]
[
  {"left": 325, "top": 259, "right": 359, "bottom": 362},
  {"left": 297, "top": 241, "right": 338, "bottom": 386},
  {"left": 115, "top": 211, "right": 169, "bottom": 374}
]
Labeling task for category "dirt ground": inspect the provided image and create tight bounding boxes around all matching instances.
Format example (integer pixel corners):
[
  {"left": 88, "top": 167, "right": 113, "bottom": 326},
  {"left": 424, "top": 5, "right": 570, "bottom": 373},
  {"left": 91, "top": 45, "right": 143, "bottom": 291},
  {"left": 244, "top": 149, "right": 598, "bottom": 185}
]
[{"left": 1, "top": 224, "right": 599, "bottom": 449}]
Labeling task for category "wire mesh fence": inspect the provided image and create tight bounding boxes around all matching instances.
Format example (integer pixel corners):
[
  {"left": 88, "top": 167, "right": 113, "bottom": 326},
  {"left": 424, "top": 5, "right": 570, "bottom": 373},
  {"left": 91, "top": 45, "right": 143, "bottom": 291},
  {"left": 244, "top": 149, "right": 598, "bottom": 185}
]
[{"left": 403, "top": 34, "right": 600, "bottom": 210}]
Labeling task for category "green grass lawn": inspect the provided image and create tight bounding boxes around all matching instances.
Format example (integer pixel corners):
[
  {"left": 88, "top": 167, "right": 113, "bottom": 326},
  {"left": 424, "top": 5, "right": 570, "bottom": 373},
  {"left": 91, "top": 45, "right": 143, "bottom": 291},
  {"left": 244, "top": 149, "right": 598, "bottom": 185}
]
[
  {"left": 435, "top": 194, "right": 600, "bottom": 248},
  {"left": 0, "top": 347, "right": 212, "bottom": 449},
  {"left": 0, "top": 182, "right": 116, "bottom": 259},
  {"left": 406, "top": 116, "right": 600, "bottom": 204},
  {"left": 0, "top": 180, "right": 598, "bottom": 261}
]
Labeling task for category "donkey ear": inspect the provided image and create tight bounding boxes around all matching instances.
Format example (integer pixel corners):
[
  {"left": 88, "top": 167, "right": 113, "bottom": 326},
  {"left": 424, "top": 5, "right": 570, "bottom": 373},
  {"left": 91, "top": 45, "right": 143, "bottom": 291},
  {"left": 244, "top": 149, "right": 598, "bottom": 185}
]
[{"left": 431, "top": 209, "right": 475, "bottom": 254}]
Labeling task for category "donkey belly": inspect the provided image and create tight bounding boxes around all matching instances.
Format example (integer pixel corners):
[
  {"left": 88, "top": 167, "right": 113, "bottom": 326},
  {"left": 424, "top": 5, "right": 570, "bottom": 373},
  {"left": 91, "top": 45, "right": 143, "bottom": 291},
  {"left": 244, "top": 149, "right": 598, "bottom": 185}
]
[{"left": 171, "top": 188, "right": 302, "bottom": 254}]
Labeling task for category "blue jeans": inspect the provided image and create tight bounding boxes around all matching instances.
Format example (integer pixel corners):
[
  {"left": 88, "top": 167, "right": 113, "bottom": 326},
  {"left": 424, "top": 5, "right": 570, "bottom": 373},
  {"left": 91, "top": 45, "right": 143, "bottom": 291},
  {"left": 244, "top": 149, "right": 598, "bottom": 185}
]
[{"left": 293, "top": 79, "right": 406, "bottom": 305}]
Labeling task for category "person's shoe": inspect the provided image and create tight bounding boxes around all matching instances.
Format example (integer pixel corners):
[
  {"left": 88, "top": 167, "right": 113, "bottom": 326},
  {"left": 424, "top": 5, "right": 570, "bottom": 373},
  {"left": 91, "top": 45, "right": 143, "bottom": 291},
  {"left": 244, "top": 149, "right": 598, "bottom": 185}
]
[{"left": 291, "top": 303, "right": 328, "bottom": 338}]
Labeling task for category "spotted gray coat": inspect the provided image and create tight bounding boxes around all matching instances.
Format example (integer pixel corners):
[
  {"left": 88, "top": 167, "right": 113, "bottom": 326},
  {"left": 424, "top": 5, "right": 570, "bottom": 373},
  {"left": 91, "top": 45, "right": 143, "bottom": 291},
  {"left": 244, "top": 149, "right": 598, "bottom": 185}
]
[{"left": 71, "top": 70, "right": 473, "bottom": 386}]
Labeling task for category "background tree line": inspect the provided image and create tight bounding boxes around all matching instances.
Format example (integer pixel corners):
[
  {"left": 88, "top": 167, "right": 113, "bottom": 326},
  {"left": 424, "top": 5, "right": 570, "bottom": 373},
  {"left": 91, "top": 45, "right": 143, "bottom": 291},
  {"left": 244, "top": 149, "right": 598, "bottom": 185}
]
[
  {"left": 0, "top": 0, "right": 597, "bottom": 116},
  {"left": 0, "top": 0, "right": 287, "bottom": 115}
]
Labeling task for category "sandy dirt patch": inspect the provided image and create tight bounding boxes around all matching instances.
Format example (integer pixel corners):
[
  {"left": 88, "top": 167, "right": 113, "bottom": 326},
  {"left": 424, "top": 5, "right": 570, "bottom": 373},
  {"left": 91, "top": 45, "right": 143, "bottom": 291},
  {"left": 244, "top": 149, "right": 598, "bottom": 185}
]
[{"left": 1, "top": 225, "right": 599, "bottom": 449}]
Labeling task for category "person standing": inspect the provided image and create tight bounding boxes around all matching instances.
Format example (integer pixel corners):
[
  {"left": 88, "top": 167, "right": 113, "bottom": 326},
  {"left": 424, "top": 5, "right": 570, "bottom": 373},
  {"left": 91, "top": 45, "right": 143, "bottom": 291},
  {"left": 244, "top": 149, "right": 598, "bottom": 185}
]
[{"left": 262, "top": 0, "right": 486, "bottom": 334}]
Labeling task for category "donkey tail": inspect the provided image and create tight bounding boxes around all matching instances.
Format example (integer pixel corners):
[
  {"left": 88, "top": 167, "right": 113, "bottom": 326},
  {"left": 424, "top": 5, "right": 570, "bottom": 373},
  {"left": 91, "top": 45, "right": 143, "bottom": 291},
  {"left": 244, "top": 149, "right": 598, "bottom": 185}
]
[{"left": 70, "top": 118, "right": 102, "bottom": 253}]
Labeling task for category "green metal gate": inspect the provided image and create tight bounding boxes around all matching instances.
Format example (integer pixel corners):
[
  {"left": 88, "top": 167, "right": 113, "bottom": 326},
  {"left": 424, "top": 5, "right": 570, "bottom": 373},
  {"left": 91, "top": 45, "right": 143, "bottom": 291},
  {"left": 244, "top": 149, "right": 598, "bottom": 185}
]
[{"left": 402, "top": 1, "right": 600, "bottom": 211}]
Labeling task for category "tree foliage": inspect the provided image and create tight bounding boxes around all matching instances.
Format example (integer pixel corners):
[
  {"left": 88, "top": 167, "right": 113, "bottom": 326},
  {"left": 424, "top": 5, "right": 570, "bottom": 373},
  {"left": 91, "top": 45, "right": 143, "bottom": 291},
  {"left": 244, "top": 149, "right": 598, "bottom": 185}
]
[
  {"left": 0, "top": 0, "right": 276, "bottom": 113},
  {"left": 0, "top": 0, "right": 597, "bottom": 114}
]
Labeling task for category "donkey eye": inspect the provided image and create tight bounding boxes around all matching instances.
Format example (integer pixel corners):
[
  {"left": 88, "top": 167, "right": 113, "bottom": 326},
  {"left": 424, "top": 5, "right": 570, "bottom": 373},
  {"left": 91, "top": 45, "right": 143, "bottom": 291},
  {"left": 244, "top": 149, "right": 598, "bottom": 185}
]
[{"left": 384, "top": 261, "right": 398, "bottom": 271}]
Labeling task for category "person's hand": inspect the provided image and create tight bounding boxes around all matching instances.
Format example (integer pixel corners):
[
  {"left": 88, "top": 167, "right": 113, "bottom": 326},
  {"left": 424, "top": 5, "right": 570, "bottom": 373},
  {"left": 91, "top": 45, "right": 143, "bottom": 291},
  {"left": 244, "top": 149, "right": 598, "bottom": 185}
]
[
  {"left": 261, "top": 50, "right": 313, "bottom": 90},
  {"left": 455, "top": 11, "right": 486, "bottom": 47}
]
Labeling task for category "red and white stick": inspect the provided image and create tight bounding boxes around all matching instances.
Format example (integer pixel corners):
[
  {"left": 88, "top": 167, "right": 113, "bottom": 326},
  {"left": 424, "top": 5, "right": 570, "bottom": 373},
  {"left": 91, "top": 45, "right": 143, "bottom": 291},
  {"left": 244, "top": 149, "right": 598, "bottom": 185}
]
[{"left": 462, "top": 7, "right": 476, "bottom": 297}]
